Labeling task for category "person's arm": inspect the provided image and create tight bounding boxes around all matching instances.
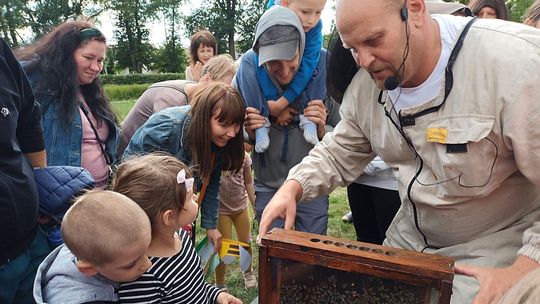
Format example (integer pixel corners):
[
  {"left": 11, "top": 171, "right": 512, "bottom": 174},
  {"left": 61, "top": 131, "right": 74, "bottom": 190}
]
[
  {"left": 201, "top": 160, "right": 223, "bottom": 252},
  {"left": 282, "top": 21, "right": 323, "bottom": 104},
  {"left": 267, "top": 22, "right": 324, "bottom": 117},
  {"left": 234, "top": 52, "right": 269, "bottom": 117},
  {"left": 4, "top": 38, "right": 47, "bottom": 165},
  {"left": 25, "top": 150, "right": 46, "bottom": 168},
  {"left": 122, "top": 108, "right": 183, "bottom": 160},
  {"left": 243, "top": 155, "right": 255, "bottom": 208}
]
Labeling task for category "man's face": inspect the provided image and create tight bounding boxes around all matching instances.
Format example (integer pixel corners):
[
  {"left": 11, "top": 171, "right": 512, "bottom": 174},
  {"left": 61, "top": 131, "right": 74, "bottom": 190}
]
[
  {"left": 336, "top": 0, "right": 412, "bottom": 90},
  {"left": 265, "top": 49, "right": 300, "bottom": 86}
]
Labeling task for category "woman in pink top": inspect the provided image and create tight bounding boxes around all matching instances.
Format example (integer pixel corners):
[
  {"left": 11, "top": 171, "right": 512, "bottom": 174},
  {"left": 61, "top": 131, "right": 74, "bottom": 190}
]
[{"left": 17, "top": 21, "right": 118, "bottom": 189}]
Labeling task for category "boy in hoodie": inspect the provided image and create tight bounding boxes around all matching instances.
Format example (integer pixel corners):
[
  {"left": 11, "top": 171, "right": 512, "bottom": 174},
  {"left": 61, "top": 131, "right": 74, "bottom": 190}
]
[
  {"left": 33, "top": 190, "right": 152, "bottom": 304},
  {"left": 235, "top": 6, "right": 340, "bottom": 235}
]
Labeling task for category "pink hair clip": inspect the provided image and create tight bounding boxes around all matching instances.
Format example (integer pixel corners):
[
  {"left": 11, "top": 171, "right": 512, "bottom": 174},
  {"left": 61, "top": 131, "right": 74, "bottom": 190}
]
[{"left": 177, "top": 169, "right": 194, "bottom": 192}]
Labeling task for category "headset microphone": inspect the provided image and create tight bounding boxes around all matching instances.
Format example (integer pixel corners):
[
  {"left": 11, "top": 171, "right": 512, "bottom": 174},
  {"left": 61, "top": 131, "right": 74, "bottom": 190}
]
[
  {"left": 384, "top": 75, "right": 400, "bottom": 91},
  {"left": 384, "top": 3, "right": 409, "bottom": 91}
]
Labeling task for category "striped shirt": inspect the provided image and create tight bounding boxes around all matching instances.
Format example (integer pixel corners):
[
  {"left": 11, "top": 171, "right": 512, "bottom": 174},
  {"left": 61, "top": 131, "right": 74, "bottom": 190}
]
[{"left": 119, "top": 230, "right": 221, "bottom": 303}]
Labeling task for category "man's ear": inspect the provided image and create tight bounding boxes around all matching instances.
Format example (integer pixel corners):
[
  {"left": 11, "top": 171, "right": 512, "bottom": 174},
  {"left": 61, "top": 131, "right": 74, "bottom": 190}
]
[{"left": 77, "top": 259, "right": 99, "bottom": 276}]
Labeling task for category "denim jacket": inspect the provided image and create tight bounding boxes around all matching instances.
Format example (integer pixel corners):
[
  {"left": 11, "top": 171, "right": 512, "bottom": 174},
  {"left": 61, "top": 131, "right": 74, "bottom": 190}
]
[
  {"left": 123, "top": 105, "right": 223, "bottom": 229},
  {"left": 23, "top": 66, "right": 118, "bottom": 167}
]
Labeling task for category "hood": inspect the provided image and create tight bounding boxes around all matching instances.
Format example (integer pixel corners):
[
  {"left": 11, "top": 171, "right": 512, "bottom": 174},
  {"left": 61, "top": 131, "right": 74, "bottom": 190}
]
[
  {"left": 253, "top": 5, "right": 306, "bottom": 64},
  {"left": 34, "top": 245, "right": 118, "bottom": 304}
]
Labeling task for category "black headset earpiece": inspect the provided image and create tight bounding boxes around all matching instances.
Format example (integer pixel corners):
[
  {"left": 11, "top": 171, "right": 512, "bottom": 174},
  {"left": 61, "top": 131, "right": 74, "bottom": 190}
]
[
  {"left": 384, "top": 2, "right": 409, "bottom": 91},
  {"left": 400, "top": 4, "right": 409, "bottom": 21}
]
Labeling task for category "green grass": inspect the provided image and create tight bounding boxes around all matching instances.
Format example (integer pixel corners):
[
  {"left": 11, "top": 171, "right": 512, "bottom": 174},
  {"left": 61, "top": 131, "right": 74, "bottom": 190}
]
[
  {"left": 111, "top": 99, "right": 137, "bottom": 122},
  {"left": 109, "top": 94, "right": 356, "bottom": 304}
]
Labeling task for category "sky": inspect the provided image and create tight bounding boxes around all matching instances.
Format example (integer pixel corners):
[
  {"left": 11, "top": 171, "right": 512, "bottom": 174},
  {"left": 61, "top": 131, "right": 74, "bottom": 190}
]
[{"left": 100, "top": 0, "right": 336, "bottom": 47}]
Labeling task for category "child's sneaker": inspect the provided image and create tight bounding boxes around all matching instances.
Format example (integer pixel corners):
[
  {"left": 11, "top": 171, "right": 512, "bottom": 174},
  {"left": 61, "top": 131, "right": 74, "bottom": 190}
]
[{"left": 242, "top": 270, "right": 257, "bottom": 288}]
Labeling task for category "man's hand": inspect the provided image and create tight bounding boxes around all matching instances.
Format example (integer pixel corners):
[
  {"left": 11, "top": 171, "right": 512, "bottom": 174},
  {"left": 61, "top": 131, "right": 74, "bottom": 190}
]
[
  {"left": 455, "top": 255, "right": 539, "bottom": 304},
  {"left": 216, "top": 292, "right": 242, "bottom": 304},
  {"left": 244, "top": 107, "right": 266, "bottom": 141},
  {"left": 206, "top": 228, "right": 222, "bottom": 253},
  {"left": 257, "top": 180, "right": 302, "bottom": 244},
  {"left": 303, "top": 99, "right": 327, "bottom": 139},
  {"left": 275, "top": 106, "right": 298, "bottom": 126}
]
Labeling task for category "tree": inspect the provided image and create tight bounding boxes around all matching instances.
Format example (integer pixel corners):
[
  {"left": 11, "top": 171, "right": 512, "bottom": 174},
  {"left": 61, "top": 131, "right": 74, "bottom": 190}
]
[
  {"left": 0, "top": 0, "right": 30, "bottom": 47},
  {"left": 149, "top": 0, "right": 187, "bottom": 73},
  {"left": 184, "top": 0, "right": 267, "bottom": 58},
  {"left": 112, "top": 0, "right": 154, "bottom": 73},
  {"left": 235, "top": 0, "right": 266, "bottom": 55},
  {"left": 153, "top": 40, "right": 187, "bottom": 73}
]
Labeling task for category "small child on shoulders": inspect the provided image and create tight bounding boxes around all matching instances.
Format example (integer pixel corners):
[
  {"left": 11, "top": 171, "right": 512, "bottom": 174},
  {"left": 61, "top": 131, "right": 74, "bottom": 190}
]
[
  {"left": 112, "top": 154, "right": 242, "bottom": 304},
  {"left": 33, "top": 190, "right": 152, "bottom": 304},
  {"left": 250, "top": 0, "right": 327, "bottom": 153}
]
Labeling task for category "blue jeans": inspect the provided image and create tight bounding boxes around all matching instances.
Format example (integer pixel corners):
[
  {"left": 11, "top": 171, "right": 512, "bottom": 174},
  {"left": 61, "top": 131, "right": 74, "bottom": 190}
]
[
  {"left": 255, "top": 190, "right": 329, "bottom": 235},
  {"left": 0, "top": 231, "right": 50, "bottom": 304}
]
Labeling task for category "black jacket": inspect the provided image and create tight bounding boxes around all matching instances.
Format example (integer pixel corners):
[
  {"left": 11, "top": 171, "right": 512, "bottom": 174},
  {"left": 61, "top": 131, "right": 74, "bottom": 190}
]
[{"left": 0, "top": 37, "right": 45, "bottom": 258}]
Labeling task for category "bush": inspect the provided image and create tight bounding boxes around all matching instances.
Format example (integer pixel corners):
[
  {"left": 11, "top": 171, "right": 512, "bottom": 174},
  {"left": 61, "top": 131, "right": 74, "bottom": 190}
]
[
  {"left": 105, "top": 84, "right": 150, "bottom": 101},
  {"left": 100, "top": 73, "right": 183, "bottom": 85}
]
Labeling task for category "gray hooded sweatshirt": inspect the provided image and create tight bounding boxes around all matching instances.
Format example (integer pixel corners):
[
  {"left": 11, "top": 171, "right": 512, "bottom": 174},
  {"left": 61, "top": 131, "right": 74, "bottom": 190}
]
[
  {"left": 33, "top": 244, "right": 119, "bottom": 304},
  {"left": 234, "top": 6, "right": 338, "bottom": 190}
]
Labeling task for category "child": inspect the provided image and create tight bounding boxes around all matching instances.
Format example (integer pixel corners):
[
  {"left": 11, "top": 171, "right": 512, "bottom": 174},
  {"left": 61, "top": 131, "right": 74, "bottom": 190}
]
[
  {"left": 215, "top": 149, "right": 257, "bottom": 290},
  {"left": 112, "top": 154, "right": 242, "bottom": 304},
  {"left": 250, "top": 0, "right": 327, "bottom": 153},
  {"left": 186, "top": 30, "right": 218, "bottom": 82},
  {"left": 123, "top": 83, "right": 246, "bottom": 252},
  {"left": 33, "top": 190, "right": 152, "bottom": 304}
]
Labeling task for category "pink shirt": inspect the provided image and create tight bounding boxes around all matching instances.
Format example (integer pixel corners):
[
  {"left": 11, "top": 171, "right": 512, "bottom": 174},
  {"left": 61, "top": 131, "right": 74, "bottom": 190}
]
[
  {"left": 218, "top": 153, "right": 252, "bottom": 215},
  {"left": 80, "top": 100, "right": 109, "bottom": 189}
]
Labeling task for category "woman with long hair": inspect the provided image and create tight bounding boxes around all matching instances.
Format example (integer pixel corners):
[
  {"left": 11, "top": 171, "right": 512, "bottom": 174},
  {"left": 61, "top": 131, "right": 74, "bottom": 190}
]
[
  {"left": 16, "top": 20, "right": 118, "bottom": 189},
  {"left": 123, "top": 83, "right": 246, "bottom": 251}
]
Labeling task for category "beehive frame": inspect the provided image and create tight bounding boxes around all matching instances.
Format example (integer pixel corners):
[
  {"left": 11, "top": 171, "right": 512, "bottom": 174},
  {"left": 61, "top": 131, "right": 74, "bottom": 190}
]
[{"left": 259, "top": 228, "right": 454, "bottom": 304}]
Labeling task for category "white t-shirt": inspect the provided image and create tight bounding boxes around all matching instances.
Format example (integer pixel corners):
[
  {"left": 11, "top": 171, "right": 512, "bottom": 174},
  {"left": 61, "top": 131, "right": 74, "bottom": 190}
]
[{"left": 388, "top": 15, "right": 472, "bottom": 113}]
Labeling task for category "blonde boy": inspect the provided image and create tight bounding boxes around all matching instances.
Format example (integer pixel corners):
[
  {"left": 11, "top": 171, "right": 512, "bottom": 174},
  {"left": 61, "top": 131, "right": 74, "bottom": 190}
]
[{"left": 33, "top": 190, "right": 152, "bottom": 304}]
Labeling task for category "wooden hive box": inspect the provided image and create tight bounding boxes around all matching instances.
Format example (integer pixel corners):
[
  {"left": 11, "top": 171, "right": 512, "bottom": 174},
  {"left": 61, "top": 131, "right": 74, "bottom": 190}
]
[{"left": 259, "top": 228, "right": 454, "bottom": 304}]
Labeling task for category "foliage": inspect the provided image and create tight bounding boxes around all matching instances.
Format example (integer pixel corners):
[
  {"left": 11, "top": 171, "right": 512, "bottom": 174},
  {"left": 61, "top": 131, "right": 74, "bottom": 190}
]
[
  {"left": 507, "top": 0, "right": 536, "bottom": 21},
  {"left": 184, "top": 0, "right": 267, "bottom": 58},
  {"left": 148, "top": 0, "right": 187, "bottom": 73},
  {"left": 112, "top": 0, "right": 154, "bottom": 73},
  {"left": 104, "top": 84, "right": 150, "bottom": 101},
  {"left": 100, "top": 73, "right": 183, "bottom": 85},
  {"left": 235, "top": 0, "right": 267, "bottom": 55}
]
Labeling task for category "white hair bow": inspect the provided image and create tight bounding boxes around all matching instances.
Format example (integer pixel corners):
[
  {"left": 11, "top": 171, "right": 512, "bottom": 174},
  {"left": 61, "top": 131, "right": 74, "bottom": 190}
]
[{"left": 177, "top": 169, "right": 194, "bottom": 192}]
